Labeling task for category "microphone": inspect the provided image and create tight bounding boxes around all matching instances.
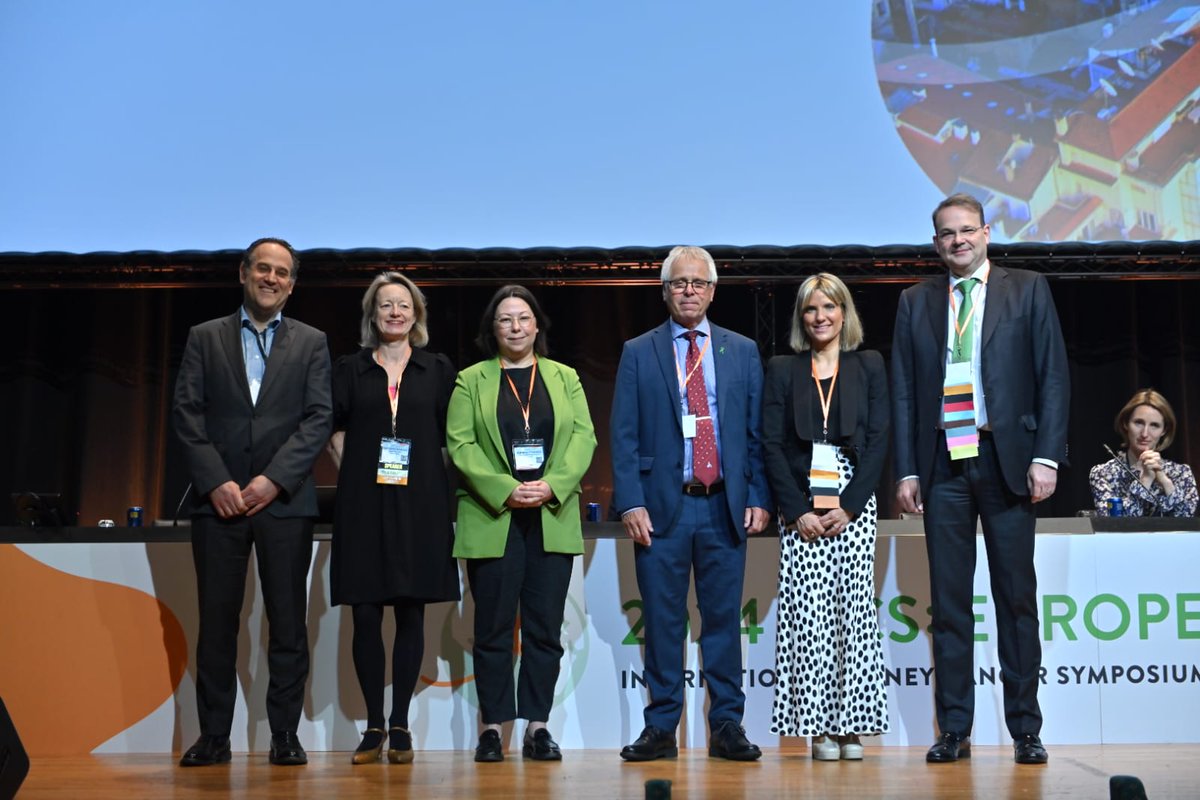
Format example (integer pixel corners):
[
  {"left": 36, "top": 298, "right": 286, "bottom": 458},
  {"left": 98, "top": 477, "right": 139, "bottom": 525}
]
[
  {"left": 172, "top": 483, "right": 193, "bottom": 527},
  {"left": 1102, "top": 444, "right": 1161, "bottom": 517}
]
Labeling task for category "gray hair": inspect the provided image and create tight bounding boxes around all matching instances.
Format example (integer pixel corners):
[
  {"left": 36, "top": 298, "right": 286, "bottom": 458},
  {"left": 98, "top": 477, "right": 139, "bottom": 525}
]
[{"left": 660, "top": 245, "right": 718, "bottom": 283}]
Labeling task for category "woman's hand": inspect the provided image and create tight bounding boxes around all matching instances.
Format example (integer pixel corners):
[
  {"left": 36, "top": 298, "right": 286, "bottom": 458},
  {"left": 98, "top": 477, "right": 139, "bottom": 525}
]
[
  {"left": 796, "top": 512, "right": 824, "bottom": 542},
  {"left": 1140, "top": 450, "right": 1176, "bottom": 495},
  {"left": 818, "top": 508, "right": 853, "bottom": 537},
  {"left": 505, "top": 481, "right": 553, "bottom": 508}
]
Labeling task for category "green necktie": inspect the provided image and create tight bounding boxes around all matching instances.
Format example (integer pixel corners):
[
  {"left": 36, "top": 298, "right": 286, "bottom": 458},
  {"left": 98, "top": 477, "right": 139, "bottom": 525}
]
[{"left": 952, "top": 277, "right": 979, "bottom": 363}]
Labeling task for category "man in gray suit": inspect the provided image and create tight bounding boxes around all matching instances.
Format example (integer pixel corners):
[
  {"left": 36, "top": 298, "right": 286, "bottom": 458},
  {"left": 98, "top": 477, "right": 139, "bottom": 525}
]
[
  {"left": 174, "top": 237, "right": 333, "bottom": 767},
  {"left": 892, "top": 194, "right": 1068, "bottom": 766}
]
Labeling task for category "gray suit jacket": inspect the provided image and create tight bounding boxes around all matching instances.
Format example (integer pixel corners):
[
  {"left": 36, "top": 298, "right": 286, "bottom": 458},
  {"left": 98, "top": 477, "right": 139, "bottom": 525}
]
[
  {"left": 173, "top": 311, "right": 333, "bottom": 518},
  {"left": 891, "top": 265, "right": 1069, "bottom": 496}
]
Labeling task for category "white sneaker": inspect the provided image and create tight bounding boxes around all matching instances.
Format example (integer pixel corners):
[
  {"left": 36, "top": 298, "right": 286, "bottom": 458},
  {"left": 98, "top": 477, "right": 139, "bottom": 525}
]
[
  {"left": 839, "top": 737, "right": 863, "bottom": 760},
  {"left": 811, "top": 736, "right": 840, "bottom": 761}
]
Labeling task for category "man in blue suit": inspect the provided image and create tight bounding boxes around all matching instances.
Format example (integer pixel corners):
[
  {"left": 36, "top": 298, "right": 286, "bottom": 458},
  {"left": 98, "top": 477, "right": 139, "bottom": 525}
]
[{"left": 611, "top": 245, "right": 772, "bottom": 761}]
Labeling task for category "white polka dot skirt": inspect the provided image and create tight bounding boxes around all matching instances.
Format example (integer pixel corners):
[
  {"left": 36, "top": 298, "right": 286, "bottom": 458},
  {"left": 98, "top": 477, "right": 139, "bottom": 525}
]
[{"left": 770, "top": 448, "right": 890, "bottom": 737}]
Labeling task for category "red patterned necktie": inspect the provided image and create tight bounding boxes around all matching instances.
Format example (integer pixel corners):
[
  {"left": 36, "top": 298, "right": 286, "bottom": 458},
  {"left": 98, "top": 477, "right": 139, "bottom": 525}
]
[{"left": 684, "top": 331, "right": 719, "bottom": 486}]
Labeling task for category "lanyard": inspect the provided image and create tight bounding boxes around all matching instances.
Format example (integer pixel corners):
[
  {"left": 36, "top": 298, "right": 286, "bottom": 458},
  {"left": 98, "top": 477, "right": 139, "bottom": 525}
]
[
  {"left": 673, "top": 333, "right": 711, "bottom": 402},
  {"left": 503, "top": 358, "right": 538, "bottom": 436},
  {"left": 374, "top": 350, "right": 410, "bottom": 437},
  {"left": 811, "top": 358, "right": 839, "bottom": 440},
  {"left": 948, "top": 280, "right": 979, "bottom": 345}
]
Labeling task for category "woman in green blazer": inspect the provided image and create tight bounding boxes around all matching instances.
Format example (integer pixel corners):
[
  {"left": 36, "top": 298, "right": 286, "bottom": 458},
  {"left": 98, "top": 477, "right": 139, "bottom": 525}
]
[{"left": 446, "top": 284, "right": 596, "bottom": 763}]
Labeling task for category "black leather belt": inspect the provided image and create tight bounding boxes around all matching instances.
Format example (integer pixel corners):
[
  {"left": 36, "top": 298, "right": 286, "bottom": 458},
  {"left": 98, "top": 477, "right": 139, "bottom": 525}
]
[{"left": 682, "top": 480, "right": 725, "bottom": 497}]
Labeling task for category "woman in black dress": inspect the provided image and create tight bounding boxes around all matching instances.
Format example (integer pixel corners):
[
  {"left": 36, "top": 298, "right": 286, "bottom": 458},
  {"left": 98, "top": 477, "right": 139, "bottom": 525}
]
[{"left": 329, "top": 272, "right": 459, "bottom": 764}]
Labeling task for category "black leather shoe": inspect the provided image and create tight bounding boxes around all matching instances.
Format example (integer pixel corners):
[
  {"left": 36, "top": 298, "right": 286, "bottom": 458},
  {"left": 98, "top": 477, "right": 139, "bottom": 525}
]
[
  {"left": 180, "top": 734, "right": 231, "bottom": 767},
  {"left": 475, "top": 729, "right": 504, "bottom": 763},
  {"left": 1013, "top": 734, "right": 1048, "bottom": 764},
  {"left": 926, "top": 732, "right": 970, "bottom": 763},
  {"left": 269, "top": 731, "right": 307, "bottom": 766},
  {"left": 708, "top": 720, "right": 762, "bottom": 761},
  {"left": 620, "top": 725, "right": 678, "bottom": 762},
  {"left": 522, "top": 728, "right": 563, "bottom": 761}
]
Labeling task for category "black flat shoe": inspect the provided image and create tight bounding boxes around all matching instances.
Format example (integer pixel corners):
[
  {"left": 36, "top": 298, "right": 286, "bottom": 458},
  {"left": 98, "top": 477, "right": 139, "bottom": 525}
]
[
  {"left": 388, "top": 726, "right": 414, "bottom": 764},
  {"left": 180, "top": 734, "right": 231, "bottom": 767},
  {"left": 620, "top": 725, "right": 678, "bottom": 762},
  {"left": 522, "top": 728, "right": 562, "bottom": 761},
  {"left": 708, "top": 720, "right": 762, "bottom": 761},
  {"left": 926, "top": 731, "right": 970, "bottom": 763},
  {"left": 351, "top": 728, "right": 385, "bottom": 765},
  {"left": 1013, "top": 734, "right": 1048, "bottom": 764},
  {"left": 474, "top": 729, "right": 504, "bottom": 763},
  {"left": 269, "top": 731, "right": 307, "bottom": 766}
]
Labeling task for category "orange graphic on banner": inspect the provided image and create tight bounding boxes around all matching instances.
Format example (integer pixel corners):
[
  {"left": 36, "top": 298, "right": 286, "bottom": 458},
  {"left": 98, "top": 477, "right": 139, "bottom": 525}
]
[{"left": 0, "top": 546, "right": 188, "bottom": 754}]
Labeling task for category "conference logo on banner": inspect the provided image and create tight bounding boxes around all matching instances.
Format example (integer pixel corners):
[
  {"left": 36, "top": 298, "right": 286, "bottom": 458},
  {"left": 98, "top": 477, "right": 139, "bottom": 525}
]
[{"left": 419, "top": 594, "right": 591, "bottom": 707}]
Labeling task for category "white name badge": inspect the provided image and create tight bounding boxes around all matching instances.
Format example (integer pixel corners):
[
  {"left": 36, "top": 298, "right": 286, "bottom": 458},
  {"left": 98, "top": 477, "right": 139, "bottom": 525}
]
[
  {"left": 512, "top": 438, "right": 546, "bottom": 472},
  {"left": 682, "top": 414, "right": 697, "bottom": 439},
  {"left": 376, "top": 437, "right": 411, "bottom": 485}
]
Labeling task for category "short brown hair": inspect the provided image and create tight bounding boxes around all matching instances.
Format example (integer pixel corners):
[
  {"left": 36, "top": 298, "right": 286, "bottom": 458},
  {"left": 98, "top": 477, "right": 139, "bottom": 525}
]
[
  {"left": 932, "top": 193, "right": 985, "bottom": 231},
  {"left": 1115, "top": 388, "right": 1177, "bottom": 451}
]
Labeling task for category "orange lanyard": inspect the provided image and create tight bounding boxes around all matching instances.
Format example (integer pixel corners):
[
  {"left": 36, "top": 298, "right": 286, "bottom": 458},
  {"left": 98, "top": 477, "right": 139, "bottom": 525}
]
[
  {"left": 374, "top": 350, "right": 408, "bottom": 437},
  {"left": 673, "top": 334, "right": 711, "bottom": 401},
  {"left": 503, "top": 358, "right": 538, "bottom": 436},
  {"left": 948, "top": 280, "right": 979, "bottom": 344},
  {"left": 811, "top": 358, "right": 839, "bottom": 440}
]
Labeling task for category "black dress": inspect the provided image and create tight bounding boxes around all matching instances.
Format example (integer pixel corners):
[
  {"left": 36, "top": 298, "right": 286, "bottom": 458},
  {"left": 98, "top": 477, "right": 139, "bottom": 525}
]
[{"left": 331, "top": 347, "right": 460, "bottom": 605}]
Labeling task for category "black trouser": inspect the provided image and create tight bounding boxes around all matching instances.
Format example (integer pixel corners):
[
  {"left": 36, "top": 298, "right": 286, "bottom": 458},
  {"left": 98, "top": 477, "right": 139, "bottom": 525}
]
[
  {"left": 191, "top": 514, "right": 313, "bottom": 736},
  {"left": 465, "top": 511, "right": 574, "bottom": 724},
  {"left": 924, "top": 434, "right": 1042, "bottom": 738}
]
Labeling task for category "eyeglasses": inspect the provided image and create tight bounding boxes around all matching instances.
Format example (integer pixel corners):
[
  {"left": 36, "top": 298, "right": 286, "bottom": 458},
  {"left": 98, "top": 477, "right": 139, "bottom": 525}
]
[
  {"left": 937, "top": 226, "right": 983, "bottom": 243},
  {"left": 665, "top": 278, "right": 713, "bottom": 293},
  {"left": 495, "top": 314, "right": 535, "bottom": 328}
]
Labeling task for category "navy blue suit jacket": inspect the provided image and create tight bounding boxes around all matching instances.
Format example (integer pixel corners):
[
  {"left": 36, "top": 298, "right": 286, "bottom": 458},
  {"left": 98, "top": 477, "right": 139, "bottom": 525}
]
[{"left": 610, "top": 320, "right": 771, "bottom": 537}]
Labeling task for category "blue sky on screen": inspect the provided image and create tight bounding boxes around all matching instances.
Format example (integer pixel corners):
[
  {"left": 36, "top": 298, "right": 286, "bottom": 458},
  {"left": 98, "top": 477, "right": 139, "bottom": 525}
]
[{"left": 8, "top": 2, "right": 1189, "bottom": 251}]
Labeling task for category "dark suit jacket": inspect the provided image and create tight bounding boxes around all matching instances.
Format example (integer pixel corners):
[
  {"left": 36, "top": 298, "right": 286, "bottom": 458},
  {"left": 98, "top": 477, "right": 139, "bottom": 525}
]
[
  {"left": 173, "top": 311, "right": 333, "bottom": 518},
  {"left": 762, "top": 350, "right": 889, "bottom": 522},
  {"left": 890, "top": 265, "right": 1069, "bottom": 496},
  {"left": 610, "top": 320, "right": 772, "bottom": 538}
]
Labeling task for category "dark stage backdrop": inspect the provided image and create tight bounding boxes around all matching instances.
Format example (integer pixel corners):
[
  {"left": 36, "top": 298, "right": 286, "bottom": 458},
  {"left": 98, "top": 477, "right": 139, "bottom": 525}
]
[{"left": 3, "top": 278, "right": 1198, "bottom": 526}]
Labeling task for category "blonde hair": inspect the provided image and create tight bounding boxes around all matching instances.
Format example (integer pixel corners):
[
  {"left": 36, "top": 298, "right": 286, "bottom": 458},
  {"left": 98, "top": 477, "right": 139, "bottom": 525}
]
[
  {"left": 788, "top": 273, "right": 863, "bottom": 353},
  {"left": 359, "top": 272, "right": 429, "bottom": 349}
]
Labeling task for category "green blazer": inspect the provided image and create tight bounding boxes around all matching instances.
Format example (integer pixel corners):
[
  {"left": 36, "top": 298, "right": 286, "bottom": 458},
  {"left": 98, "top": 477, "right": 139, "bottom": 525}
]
[{"left": 447, "top": 356, "right": 597, "bottom": 559}]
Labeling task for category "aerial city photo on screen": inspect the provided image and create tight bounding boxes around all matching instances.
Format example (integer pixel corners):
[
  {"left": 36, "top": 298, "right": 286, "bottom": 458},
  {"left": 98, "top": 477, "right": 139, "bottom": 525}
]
[{"left": 873, "top": 0, "right": 1200, "bottom": 242}]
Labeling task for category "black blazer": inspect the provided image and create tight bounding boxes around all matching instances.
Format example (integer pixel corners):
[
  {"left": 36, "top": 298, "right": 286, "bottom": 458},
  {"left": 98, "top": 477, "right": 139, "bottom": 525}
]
[
  {"left": 890, "top": 265, "right": 1069, "bottom": 496},
  {"left": 762, "top": 349, "right": 890, "bottom": 522},
  {"left": 173, "top": 311, "right": 334, "bottom": 518}
]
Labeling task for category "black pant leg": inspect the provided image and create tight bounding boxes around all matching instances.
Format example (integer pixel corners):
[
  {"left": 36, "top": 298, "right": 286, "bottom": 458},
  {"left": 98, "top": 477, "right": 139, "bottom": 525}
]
[
  {"left": 251, "top": 514, "right": 314, "bottom": 734},
  {"left": 191, "top": 515, "right": 253, "bottom": 737},
  {"left": 515, "top": 517, "right": 574, "bottom": 722},
  {"left": 465, "top": 522, "right": 526, "bottom": 725}
]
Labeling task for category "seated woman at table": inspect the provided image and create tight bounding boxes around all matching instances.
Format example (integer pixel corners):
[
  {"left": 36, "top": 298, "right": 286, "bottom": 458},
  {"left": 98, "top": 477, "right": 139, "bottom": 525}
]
[{"left": 1089, "top": 388, "right": 1197, "bottom": 517}]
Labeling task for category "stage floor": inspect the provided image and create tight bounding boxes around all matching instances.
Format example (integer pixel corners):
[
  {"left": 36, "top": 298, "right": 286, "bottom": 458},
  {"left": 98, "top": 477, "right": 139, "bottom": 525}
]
[{"left": 15, "top": 744, "right": 1199, "bottom": 799}]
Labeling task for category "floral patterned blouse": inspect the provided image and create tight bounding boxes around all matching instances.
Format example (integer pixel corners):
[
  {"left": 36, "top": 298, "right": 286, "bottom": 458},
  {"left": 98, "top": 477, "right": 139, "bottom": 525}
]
[{"left": 1088, "top": 455, "right": 1198, "bottom": 517}]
